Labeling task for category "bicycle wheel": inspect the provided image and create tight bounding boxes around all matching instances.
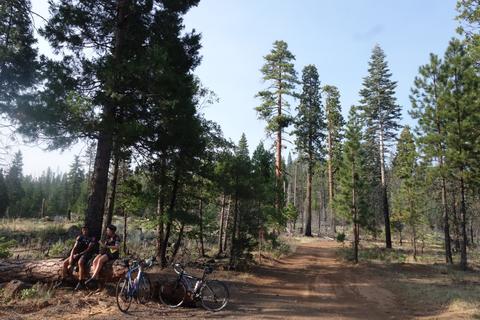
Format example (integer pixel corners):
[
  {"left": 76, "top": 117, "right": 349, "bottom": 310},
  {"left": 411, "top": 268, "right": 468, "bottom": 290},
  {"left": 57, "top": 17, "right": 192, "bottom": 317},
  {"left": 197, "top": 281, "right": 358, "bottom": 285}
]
[
  {"left": 200, "top": 280, "right": 229, "bottom": 312},
  {"left": 116, "top": 278, "right": 133, "bottom": 312},
  {"left": 137, "top": 276, "right": 151, "bottom": 304},
  {"left": 159, "top": 280, "right": 187, "bottom": 308}
]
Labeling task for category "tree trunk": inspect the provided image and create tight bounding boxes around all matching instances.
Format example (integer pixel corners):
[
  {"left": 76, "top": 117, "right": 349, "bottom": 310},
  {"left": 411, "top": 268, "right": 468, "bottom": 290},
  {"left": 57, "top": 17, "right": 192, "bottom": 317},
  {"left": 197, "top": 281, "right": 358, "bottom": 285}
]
[
  {"left": 305, "top": 162, "right": 313, "bottom": 237},
  {"left": 199, "top": 199, "right": 205, "bottom": 257},
  {"left": 156, "top": 160, "right": 166, "bottom": 260},
  {"left": 160, "top": 172, "right": 180, "bottom": 267},
  {"left": 229, "top": 193, "right": 239, "bottom": 269},
  {"left": 440, "top": 175, "right": 453, "bottom": 263},
  {"left": 102, "top": 153, "right": 120, "bottom": 241},
  {"left": 123, "top": 207, "right": 127, "bottom": 255},
  {"left": 379, "top": 130, "right": 392, "bottom": 249},
  {"left": 327, "top": 127, "right": 335, "bottom": 234},
  {"left": 85, "top": 126, "right": 114, "bottom": 240},
  {"left": 412, "top": 226, "right": 417, "bottom": 261},
  {"left": 218, "top": 193, "right": 226, "bottom": 255},
  {"left": 293, "top": 162, "right": 298, "bottom": 232},
  {"left": 459, "top": 176, "right": 468, "bottom": 270},
  {"left": 452, "top": 189, "right": 461, "bottom": 252},
  {"left": 0, "top": 259, "right": 127, "bottom": 284},
  {"left": 170, "top": 223, "right": 185, "bottom": 264},
  {"left": 41, "top": 198, "right": 46, "bottom": 218},
  {"left": 223, "top": 196, "right": 231, "bottom": 252},
  {"left": 470, "top": 219, "right": 474, "bottom": 246},
  {"left": 85, "top": 0, "right": 129, "bottom": 240},
  {"left": 352, "top": 161, "right": 358, "bottom": 264}
]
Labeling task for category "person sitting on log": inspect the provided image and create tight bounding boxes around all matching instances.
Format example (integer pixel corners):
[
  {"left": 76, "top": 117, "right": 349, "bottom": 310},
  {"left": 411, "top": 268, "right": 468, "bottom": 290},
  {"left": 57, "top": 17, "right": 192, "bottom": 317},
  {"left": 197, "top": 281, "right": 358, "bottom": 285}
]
[
  {"left": 56, "top": 225, "right": 97, "bottom": 290},
  {"left": 85, "top": 224, "right": 121, "bottom": 287}
]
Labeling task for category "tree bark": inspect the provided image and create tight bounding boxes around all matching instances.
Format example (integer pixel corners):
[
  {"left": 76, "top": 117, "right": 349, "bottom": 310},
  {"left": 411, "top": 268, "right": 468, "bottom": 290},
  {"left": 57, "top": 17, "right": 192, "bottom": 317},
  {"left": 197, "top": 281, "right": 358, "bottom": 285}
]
[
  {"left": 85, "top": 126, "right": 114, "bottom": 240},
  {"left": 459, "top": 175, "right": 468, "bottom": 270},
  {"left": 170, "top": 223, "right": 185, "bottom": 264},
  {"left": 452, "top": 188, "right": 461, "bottom": 252},
  {"left": 352, "top": 161, "right": 359, "bottom": 264},
  {"left": 379, "top": 129, "right": 392, "bottom": 249},
  {"left": 305, "top": 162, "right": 313, "bottom": 237},
  {"left": 102, "top": 152, "right": 120, "bottom": 241},
  {"left": 123, "top": 207, "right": 127, "bottom": 255},
  {"left": 199, "top": 199, "right": 205, "bottom": 257},
  {"left": 85, "top": 0, "right": 129, "bottom": 240},
  {"left": 327, "top": 126, "right": 336, "bottom": 234},
  {"left": 218, "top": 193, "right": 226, "bottom": 255},
  {"left": 160, "top": 171, "right": 180, "bottom": 267},
  {"left": 229, "top": 193, "right": 239, "bottom": 269},
  {"left": 223, "top": 196, "right": 231, "bottom": 252},
  {"left": 0, "top": 259, "right": 127, "bottom": 284},
  {"left": 440, "top": 175, "right": 453, "bottom": 263}
]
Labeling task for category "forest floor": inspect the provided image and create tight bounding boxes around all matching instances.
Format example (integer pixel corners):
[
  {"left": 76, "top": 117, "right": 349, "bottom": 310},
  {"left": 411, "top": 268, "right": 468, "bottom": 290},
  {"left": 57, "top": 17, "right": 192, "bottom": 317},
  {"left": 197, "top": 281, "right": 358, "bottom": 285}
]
[{"left": 1, "top": 238, "right": 479, "bottom": 320}]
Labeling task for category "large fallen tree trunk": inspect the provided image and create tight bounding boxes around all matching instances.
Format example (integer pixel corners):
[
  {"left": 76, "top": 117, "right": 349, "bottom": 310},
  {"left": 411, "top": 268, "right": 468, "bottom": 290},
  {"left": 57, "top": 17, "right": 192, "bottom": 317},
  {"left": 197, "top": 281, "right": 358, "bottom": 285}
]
[{"left": 0, "top": 258, "right": 128, "bottom": 284}]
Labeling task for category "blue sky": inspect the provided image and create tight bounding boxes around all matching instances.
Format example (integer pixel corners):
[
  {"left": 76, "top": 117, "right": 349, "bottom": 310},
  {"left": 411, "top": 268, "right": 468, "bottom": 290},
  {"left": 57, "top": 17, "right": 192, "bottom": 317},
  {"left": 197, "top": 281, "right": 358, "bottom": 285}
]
[{"left": 15, "top": 0, "right": 458, "bottom": 175}]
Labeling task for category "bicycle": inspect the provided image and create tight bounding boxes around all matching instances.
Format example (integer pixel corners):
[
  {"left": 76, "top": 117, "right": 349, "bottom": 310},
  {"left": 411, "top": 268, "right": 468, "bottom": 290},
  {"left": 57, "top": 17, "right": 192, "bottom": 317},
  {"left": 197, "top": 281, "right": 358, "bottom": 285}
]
[
  {"left": 159, "top": 263, "right": 229, "bottom": 312},
  {"left": 115, "top": 256, "right": 155, "bottom": 312}
]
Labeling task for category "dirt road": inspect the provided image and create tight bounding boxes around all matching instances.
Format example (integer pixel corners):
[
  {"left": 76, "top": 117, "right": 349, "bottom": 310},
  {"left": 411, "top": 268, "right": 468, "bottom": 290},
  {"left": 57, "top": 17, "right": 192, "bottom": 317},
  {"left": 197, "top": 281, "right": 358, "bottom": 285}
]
[{"left": 0, "top": 239, "right": 450, "bottom": 320}]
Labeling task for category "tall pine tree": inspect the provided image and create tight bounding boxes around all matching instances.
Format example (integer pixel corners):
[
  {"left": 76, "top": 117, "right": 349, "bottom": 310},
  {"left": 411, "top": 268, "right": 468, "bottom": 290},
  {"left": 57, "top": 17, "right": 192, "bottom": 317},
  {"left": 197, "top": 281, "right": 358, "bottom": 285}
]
[
  {"left": 442, "top": 39, "right": 479, "bottom": 270},
  {"left": 359, "top": 45, "right": 402, "bottom": 249},
  {"left": 294, "top": 65, "right": 325, "bottom": 236},
  {"left": 336, "top": 106, "right": 368, "bottom": 263},
  {"left": 255, "top": 40, "right": 298, "bottom": 192},
  {"left": 410, "top": 53, "right": 453, "bottom": 264},
  {"left": 392, "top": 126, "right": 424, "bottom": 259},
  {"left": 323, "top": 85, "right": 344, "bottom": 234}
]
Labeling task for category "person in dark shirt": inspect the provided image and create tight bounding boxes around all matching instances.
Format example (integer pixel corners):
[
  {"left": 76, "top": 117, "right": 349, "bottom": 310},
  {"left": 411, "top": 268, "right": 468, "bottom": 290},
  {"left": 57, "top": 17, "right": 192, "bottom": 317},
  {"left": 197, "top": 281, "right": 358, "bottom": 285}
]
[
  {"left": 57, "top": 225, "right": 97, "bottom": 290},
  {"left": 85, "top": 224, "right": 121, "bottom": 287}
]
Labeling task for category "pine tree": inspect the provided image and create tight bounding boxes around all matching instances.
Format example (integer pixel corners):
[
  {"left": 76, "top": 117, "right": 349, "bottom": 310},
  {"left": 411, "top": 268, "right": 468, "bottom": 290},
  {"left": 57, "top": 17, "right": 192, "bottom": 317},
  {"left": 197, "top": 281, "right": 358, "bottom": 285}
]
[
  {"left": 0, "top": 0, "right": 38, "bottom": 112},
  {"left": 410, "top": 53, "right": 453, "bottom": 264},
  {"left": 442, "top": 39, "right": 479, "bottom": 270},
  {"left": 323, "top": 85, "right": 344, "bottom": 234},
  {"left": 359, "top": 45, "right": 402, "bottom": 249},
  {"left": 336, "top": 106, "right": 368, "bottom": 263},
  {"left": 293, "top": 65, "right": 325, "bottom": 236},
  {"left": 255, "top": 40, "right": 298, "bottom": 186},
  {"left": 67, "top": 155, "right": 85, "bottom": 216},
  {"left": 456, "top": 0, "right": 480, "bottom": 67},
  {"left": 6, "top": 151, "right": 24, "bottom": 216},
  {"left": 230, "top": 133, "right": 253, "bottom": 268},
  {"left": 3, "top": 0, "right": 201, "bottom": 239},
  {"left": 0, "top": 169, "right": 8, "bottom": 216},
  {"left": 392, "top": 126, "right": 424, "bottom": 259}
]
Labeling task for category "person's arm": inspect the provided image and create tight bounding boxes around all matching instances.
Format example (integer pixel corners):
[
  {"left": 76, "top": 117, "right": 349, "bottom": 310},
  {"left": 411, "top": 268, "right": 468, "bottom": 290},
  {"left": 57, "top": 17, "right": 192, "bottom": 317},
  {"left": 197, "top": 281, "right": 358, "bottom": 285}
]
[
  {"left": 106, "top": 236, "right": 120, "bottom": 251},
  {"left": 82, "top": 238, "right": 97, "bottom": 255},
  {"left": 70, "top": 236, "right": 80, "bottom": 259}
]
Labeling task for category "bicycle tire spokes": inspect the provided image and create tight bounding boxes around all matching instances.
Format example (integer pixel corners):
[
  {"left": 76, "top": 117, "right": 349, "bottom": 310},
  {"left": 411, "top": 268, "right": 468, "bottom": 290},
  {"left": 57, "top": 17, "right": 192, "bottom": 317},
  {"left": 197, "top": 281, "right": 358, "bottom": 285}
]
[{"left": 200, "top": 280, "right": 229, "bottom": 312}]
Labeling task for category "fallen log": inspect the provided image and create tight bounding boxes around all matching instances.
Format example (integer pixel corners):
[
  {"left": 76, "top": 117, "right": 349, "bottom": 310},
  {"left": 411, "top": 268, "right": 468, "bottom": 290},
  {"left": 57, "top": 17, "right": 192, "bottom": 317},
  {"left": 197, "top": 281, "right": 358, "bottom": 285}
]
[{"left": 0, "top": 258, "right": 128, "bottom": 284}]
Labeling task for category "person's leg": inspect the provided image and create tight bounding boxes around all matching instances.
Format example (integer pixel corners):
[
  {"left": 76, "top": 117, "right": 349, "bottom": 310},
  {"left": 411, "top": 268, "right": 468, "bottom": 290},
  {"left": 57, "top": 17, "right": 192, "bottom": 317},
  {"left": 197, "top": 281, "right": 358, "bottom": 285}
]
[
  {"left": 78, "top": 256, "right": 87, "bottom": 280},
  {"left": 91, "top": 254, "right": 109, "bottom": 280},
  {"left": 74, "top": 256, "right": 88, "bottom": 290},
  {"left": 61, "top": 258, "right": 70, "bottom": 278}
]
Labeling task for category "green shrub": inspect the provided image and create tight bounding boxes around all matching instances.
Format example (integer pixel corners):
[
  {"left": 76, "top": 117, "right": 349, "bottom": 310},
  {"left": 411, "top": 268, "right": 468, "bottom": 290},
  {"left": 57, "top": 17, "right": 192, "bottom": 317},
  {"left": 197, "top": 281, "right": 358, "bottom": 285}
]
[
  {"left": 0, "top": 236, "right": 17, "bottom": 258},
  {"left": 49, "top": 238, "right": 75, "bottom": 257},
  {"left": 20, "top": 283, "right": 52, "bottom": 300},
  {"left": 336, "top": 232, "right": 346, "bottom": 243}
]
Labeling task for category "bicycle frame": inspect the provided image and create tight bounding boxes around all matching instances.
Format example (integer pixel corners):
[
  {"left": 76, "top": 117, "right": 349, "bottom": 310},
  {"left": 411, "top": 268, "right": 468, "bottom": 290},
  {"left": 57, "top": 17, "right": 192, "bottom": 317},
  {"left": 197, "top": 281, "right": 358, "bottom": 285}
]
[{"left": 123, "top": 262, "right": 144, "bottom": 298}]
